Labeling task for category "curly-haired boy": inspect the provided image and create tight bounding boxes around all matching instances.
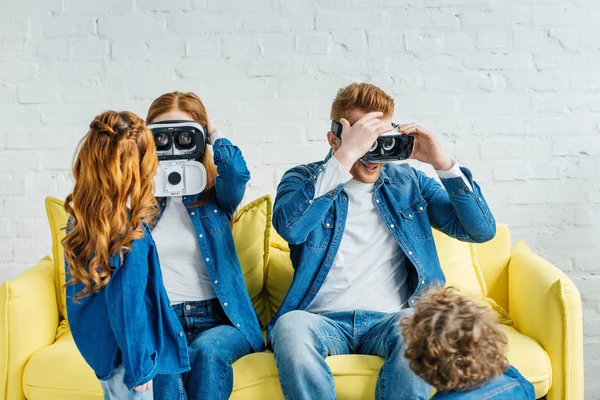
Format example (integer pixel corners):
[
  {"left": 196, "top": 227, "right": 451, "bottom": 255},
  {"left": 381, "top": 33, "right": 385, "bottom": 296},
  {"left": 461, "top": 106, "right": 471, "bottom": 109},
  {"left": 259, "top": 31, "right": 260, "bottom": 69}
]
[{"left": 400, "top": 287, "right": 535, "bottom": 399}]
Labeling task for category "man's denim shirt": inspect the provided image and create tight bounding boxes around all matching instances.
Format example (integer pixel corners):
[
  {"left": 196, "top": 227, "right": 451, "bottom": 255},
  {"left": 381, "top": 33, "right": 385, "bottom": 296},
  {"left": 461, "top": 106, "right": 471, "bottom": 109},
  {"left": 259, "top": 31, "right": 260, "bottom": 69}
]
[
  {"left": 432, "top": 366, "right": 535, "bottom": 399},
  {"left": 152, "top": 138, "right": 265, "bottom": 353},
  {"left": 66, "top": 227, "right": 191, "bottom": 391},
  {"left": 268, "top": 156, "right": 496, "bottom": 341}
]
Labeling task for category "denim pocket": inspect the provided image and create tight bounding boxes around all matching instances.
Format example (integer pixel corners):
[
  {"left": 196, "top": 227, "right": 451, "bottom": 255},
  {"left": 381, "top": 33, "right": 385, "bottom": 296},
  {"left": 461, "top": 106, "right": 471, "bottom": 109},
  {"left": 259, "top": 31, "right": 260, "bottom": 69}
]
[
  {"left": 200, "top": 207, "right": 226, "bottom": 234},
  {"left": 400, "top": 198, "right": 433, "bottom": 241},
  {"left": 306, "top": 212, "right": 335, "bottom": 249}
]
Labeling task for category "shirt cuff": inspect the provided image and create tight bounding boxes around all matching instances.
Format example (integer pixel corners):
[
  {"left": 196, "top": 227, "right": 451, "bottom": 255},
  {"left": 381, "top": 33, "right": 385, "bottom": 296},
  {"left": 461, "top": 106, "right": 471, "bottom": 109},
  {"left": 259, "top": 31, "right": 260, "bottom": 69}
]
[
  {"left": 435, "top": 161, "right": 473, "bottom": 191},
  {"left": 208, "top": 130, "right": 225, "bottom": 145},
  {"left": 313, "top": 157, "right": 353, "bottom": 199}
]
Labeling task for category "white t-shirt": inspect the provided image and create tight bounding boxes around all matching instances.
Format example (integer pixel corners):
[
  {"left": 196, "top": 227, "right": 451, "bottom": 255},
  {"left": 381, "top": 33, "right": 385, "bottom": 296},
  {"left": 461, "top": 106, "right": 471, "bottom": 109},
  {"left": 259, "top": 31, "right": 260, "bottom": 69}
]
[
  {"left": 307, "top": 174, "right": 409, "bottom": 313},
  {"left": 151, "top": 196, "right": 216, "bottom": 304}
]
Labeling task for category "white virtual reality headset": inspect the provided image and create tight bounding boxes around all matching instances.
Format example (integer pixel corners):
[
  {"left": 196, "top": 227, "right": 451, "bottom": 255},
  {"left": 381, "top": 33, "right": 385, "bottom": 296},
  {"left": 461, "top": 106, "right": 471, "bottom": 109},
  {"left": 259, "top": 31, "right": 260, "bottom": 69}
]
[{"left": 148, "top": 120, "right": 208, "bottom": 197}]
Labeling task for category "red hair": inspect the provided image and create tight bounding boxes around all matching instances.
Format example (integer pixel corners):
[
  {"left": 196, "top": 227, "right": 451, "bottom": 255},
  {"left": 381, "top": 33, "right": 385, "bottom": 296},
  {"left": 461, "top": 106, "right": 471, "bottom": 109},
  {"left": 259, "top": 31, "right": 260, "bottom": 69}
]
[
  {"left": 64, "top": 111, "right": 158, "bottom": 300},
  {"left": 330, "top": 82, "right": 395, "bottom": 121}
]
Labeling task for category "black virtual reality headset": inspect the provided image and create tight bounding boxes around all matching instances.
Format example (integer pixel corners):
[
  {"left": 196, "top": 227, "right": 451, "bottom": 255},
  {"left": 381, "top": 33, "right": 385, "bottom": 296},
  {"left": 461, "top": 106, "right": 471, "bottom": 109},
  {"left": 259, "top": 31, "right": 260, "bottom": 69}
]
[
  {"left": 148, "top": 120, "right": 208, "bottom": 197},
  {"left": 331, "top": 120, "right": 414, "bottom": 163},
  {"left": 148, "top": 120, "right": 207, "bottom": 161}
]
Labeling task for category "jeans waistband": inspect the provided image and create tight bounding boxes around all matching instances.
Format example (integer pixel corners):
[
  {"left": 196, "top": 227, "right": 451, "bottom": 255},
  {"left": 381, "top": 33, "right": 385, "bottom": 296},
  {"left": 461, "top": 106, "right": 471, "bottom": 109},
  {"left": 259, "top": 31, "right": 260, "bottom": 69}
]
[{"left": 171, "top": 298, "right": 222, "bottom": 318}]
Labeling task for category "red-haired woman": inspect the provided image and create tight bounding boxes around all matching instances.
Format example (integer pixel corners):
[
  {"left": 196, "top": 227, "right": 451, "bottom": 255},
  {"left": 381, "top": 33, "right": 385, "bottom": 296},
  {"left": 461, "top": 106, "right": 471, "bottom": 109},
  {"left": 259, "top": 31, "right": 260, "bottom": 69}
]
[{"left": 147, "top": 92, "right": 264, "bottom": 400}]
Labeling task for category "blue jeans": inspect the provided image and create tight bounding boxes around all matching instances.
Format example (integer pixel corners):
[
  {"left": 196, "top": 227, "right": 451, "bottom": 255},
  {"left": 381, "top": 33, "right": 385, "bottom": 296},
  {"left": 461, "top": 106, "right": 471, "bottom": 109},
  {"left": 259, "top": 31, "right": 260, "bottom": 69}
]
[
  {"left": 153, "top": 299, "right": 252, "bottom": 400},
  {"left": 271, "top": 309, "right": 431, "bottom": 400},
  {"left": 100, "top": 365, "right": 154, "bottom": 400}
]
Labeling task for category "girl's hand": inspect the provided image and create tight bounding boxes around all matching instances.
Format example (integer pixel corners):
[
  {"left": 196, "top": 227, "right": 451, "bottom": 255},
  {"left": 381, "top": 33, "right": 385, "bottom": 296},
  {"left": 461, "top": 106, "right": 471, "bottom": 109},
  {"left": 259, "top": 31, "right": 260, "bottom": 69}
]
[{"left": 134, "top": 380, "right": 153, "bottom": 392}]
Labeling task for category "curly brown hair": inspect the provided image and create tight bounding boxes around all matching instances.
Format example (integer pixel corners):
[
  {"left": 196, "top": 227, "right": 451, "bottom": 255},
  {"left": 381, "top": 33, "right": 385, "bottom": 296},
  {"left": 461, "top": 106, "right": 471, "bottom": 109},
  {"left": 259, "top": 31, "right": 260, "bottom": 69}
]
[{"left": 400, "top": 287, "right": 509, "bottom": 392}]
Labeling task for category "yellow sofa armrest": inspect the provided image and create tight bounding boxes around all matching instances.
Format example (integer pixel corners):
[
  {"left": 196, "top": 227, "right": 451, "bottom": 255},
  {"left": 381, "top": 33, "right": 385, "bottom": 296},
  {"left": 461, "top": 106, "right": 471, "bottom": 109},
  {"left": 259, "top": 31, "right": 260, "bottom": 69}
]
[
  {"left": 508, "top": 241, "right": 583, "bottom": 400},
  {"left": 0, "top": 257, "right": 59, "bottom": 400}
]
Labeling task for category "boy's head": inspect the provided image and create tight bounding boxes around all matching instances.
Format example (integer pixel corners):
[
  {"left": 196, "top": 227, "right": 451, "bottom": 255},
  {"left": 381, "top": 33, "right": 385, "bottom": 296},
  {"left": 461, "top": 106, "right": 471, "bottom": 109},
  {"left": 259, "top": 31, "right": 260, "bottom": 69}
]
[
  {"left": 400, "top": 287, "right": 509, "bottom": 392},
  {"left": 327, "top": 83, "right": 395, "bottom": 184}
]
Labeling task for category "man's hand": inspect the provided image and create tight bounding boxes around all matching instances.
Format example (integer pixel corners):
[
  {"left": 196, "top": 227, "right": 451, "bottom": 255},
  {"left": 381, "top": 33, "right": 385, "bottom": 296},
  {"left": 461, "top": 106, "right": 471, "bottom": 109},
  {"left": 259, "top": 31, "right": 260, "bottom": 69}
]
[
  {"left": 397, "top": 123, "right": 453, "bottom": 171},
  {"left": 134, "top": 380, "right": 153, "bottom": 392},
  {"left": 334, "top": 112, "right": 391, "bottom": 171}
]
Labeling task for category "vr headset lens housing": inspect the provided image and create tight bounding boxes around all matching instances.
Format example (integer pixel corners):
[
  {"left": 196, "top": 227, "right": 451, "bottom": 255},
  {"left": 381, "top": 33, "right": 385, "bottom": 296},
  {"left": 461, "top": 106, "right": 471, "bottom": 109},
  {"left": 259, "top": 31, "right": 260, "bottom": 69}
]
[
  {"left": 148, "top": 120, "right": 207, "bottom": 161},
  {"left": 331, "top": 120, "right": 414, "bottom": 163}
]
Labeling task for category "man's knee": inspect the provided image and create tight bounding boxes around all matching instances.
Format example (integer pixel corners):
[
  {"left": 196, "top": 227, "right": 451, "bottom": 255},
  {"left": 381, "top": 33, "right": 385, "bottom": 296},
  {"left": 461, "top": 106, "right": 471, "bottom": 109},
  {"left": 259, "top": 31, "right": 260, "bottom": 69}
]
[{"left": 271, "top": 310, "right": 318, "bottom": 351}]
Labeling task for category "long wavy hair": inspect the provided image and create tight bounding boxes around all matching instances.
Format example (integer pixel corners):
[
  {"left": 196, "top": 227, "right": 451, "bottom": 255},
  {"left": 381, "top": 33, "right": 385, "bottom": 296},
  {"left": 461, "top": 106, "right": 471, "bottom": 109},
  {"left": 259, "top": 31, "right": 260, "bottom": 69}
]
[
  {"left": 400, "top": 287, "right": 509, "bottom": 392},
  {"left": 146, "top": 91, "right": 218, "bottom": 206},
  {"left": 63, "top": 111, "right": 159, "bottom": 301}
]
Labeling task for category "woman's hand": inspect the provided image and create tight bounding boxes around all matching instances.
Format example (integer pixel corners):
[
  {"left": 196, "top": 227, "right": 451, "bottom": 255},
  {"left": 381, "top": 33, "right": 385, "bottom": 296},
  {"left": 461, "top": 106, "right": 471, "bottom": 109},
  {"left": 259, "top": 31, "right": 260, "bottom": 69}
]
[
  {"left": 206, "top": 115, "right": 216, "bottom": 136},
  {"left": 397, "top": 123, "right": 453, "bottom": 171},
  {"left": 134, "top": 379, "right": 153, "bottom": 392}
]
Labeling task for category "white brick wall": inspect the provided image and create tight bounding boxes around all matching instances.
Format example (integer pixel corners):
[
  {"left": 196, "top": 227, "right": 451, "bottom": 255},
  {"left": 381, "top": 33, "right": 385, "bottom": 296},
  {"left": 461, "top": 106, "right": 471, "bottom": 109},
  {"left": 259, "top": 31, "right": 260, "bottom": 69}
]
[{"left": 1, "top": 0, "right": 599, "bottom": 395}]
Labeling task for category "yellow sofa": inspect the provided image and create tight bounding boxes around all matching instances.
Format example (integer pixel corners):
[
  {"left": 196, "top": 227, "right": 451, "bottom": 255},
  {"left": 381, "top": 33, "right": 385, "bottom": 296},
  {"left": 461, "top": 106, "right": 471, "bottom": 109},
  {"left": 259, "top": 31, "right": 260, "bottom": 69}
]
[{"left": 0, "top": 195, "right": 583, "bottom": 400}]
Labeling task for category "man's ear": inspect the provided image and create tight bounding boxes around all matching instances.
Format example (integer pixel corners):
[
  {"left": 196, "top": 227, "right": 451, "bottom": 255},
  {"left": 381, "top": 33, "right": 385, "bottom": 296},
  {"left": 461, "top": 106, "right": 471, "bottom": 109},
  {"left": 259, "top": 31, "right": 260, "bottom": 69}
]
[{"left": 327, "top": 131, "right": 341, "bottom": 152}]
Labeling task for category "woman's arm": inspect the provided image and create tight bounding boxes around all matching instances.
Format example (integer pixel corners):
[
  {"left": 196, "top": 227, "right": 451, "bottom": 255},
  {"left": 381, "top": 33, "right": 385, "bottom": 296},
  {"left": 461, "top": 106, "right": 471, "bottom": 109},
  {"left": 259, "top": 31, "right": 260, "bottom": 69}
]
[{"left": 104, "top": 240, "right": 156, "bottom": 391}]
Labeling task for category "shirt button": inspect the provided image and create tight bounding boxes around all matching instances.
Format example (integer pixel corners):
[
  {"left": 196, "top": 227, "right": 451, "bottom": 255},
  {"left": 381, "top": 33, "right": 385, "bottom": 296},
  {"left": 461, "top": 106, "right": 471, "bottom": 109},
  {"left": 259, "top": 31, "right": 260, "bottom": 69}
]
[
  {"left": 325, "top": 223, "right": 330, "bottom": 227},
  {"left": 214, "top": 280, "right": 219, "bottom": 284},
  {"left": 421, "top": 280, "right": 425, "bottom": 285},
  {"left": 338, "top": 227, "right": 342, "bottom": 231},
  {"left": 179, "top": 331, "right": 184, "bottom": 337},
  {"left": 205, "top": 258, "right": 210, "bottom": 262},
  {"left": 479, "top": 197, "right": 483, "bottom": 202},
  {"left": 343, "top": 197, "right": 347, "bottom": 202},
  {"left": 419, "top": 207, "right": 424, "bottom": 211},
  {"left": 408, "top": 214, "right": 412, "bottom": 219},
  {"left": 313, "top": 176, "right": 317, "bottom": 180},
  {"left": 236, "top": 323, "right": 241, "bottom": 327},
  {"left": 390, "top": 224, "right": 395, "bottom": 228},
  {"left": 311, "top": 287, "right": 317, "bottom": 292},
  {"left": 327, "top": 257, "right": 332, "bottom": 262},
  {"left": 199, "top": 234, "right": 203, "bottom": 238},
  {"left": 408, "top": 251, "right": 413, "bottom": 255},
  {"left": 411, "top": 299, "right": 415, "bottom": 305},
  {"left": 308, "top": 200, "right": 313, "bottom": 204},
  {"left": 185, "top": 305, "right": 192, "bottom": 310},
  {"left": 191, "top": 212, "right": 195, "bottom": 216},
  {"left": 223, "top": 302, "right": 228, "bottom": 307},
  {"left": 376, "top": 199, "right": 380, "bottom": 203},
  {"left": 214, "top": 209, "right": 218, "bottom": 213}
]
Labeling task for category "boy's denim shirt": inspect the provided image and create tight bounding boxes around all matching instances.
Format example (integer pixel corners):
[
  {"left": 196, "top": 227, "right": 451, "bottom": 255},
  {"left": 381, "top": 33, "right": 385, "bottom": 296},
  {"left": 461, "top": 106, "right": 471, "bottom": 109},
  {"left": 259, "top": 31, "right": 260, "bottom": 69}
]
[
  {"left": 66, "top": 226, "right": 191, "bottom": 391},
  {"left": 432, "top": 366, "right": 535, "bottom": 399},
  {"left": 66, "top": 138, "right": 264, "bottom": 390},
  {"left": 268, "top": 155, "right": 496, "bottom": 341},
  {"left": 152, "top": 138, "right": 265, "bottom": 353}
]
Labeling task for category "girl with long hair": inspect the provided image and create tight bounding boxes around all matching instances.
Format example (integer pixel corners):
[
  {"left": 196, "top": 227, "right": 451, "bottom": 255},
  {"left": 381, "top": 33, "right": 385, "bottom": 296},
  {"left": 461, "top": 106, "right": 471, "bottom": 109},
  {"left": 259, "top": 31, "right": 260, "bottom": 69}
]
[
  {"left": 147, "top": 92, "right": 264, "bottom": 400},
  {"left": 64, "top": 111, "right": 190, "bottom": 399}
]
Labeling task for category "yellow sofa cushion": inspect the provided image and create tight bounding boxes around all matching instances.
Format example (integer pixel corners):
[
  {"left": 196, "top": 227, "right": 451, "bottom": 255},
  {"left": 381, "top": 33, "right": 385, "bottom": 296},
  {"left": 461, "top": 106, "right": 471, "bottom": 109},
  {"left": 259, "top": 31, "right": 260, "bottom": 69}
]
[
  {"left": 45, "top": 195, "right": 273, "bottom": 329},
  {"left": 231, "top": 195, "right": 272, "bottom": 327},
  {"left": 431, "top": 229, "right": 487, "bottom": 297},
  {"left": 23, "top": 332, "right": 102, "bottom": 400}
]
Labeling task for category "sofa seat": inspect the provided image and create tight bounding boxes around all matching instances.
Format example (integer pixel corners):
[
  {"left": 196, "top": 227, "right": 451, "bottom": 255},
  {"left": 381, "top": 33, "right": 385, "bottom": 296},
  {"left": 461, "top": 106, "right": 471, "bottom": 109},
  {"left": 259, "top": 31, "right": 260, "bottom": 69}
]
[{"left": 22, "top": 323, "right": 551, "bottom": 400}]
